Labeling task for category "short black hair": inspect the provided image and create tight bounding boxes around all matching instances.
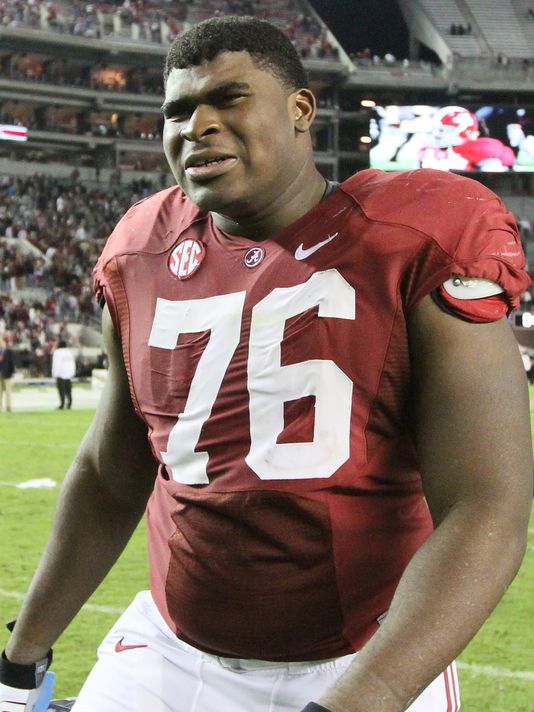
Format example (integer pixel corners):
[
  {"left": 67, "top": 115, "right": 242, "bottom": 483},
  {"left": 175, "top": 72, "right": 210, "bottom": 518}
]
[{"left": 164, "top": 16, "right": 308, "bottom": 91}]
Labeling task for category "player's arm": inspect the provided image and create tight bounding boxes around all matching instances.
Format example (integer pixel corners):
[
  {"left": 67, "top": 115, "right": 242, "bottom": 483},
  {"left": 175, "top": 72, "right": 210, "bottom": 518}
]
[
  {"left": 3, "top": 305, "right": 158, "bottom": 666},
  {"left": 316, "top": 294, "right": 533, "bottom": 712}
]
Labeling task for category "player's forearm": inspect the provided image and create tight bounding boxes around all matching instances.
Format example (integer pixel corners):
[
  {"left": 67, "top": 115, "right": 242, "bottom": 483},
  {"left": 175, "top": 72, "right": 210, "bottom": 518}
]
[
  {"left": 4, "top": 461, "right": 148, "bottom": 665},
  {"left": 318, "top": 499, "right": 528, "bottom": 712}
]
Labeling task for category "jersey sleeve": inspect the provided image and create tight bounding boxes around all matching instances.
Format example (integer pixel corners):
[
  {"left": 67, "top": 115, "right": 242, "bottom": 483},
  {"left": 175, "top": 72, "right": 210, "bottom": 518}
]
[
  {"left": 93, "top": 226, "right": 126, "bottom": 334},
  {"left": 432, "top": 277, "right": 509, "bottom": 323},
  {"left": 405, "top": 175, "right": 531, "bottom": 320},
  {"left": 92, "top": 196, "right": 150, "bottom": 315},
  {"left": 93, "top": 255, "right": 107, "bottom": 309}
]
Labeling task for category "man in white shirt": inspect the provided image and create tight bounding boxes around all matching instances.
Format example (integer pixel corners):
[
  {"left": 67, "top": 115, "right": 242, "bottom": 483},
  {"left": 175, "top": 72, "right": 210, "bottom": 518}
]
[{"left": 51, "top": 339, "right": 76, "bottom": 410}]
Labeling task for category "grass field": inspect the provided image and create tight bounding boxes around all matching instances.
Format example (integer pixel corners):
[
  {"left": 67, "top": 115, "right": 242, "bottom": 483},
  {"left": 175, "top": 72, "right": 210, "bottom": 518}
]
[{"left": 0, "top": 397, "right": 533, "bottom": 709}]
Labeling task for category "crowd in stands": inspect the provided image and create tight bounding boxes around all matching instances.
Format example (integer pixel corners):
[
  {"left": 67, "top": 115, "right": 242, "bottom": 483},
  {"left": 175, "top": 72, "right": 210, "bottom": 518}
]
[
  {"left": 0, "top": 0, "right": 180, "bottom": 39},
  {"left": 0, "top": 48, "right": 164, "bottom": 95},
  {"left": 0, "top": 0, "right": 341, "bottom": 61},
  {"left": 0, "top": 292, "right": 62, "bottom": 376},
  {"left": 0, "top": 108, "right": 162, "bottom": 143},
  {"left": 2, "top": 55, "right": 164, "bottom": 96},
  {"left": 0, "top": 173, "right": 157, "bottom": 375},
  {"left": 0, "top": 0, "right": 41, "bottom": 29},
  {"left": 351, "top": 47, "right": 429, "bottom": 73}
]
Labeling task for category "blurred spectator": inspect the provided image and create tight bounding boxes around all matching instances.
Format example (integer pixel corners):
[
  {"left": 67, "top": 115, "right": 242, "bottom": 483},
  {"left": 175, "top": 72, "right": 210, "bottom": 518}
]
[{"left": 0, "top": 336, "right": 15, "bottom": 412}]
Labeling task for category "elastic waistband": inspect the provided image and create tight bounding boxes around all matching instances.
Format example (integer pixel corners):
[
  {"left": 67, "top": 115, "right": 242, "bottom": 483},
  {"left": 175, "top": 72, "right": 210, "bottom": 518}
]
[
  {"left": 138, "top": 591, "right": 356, "bottom": 674},
  {"left": 185, "top": 645, "right": 356, "bottom": 674}
]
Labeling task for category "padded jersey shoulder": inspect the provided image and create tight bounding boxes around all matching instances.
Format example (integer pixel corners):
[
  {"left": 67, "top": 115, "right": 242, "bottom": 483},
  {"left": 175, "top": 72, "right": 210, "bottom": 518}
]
[
  {"left": 337, "top": 168, "right": 528, "bottom": 314},
  {"left": 338, "top": 168, "right": 517, "bottom": 260},
  {"left": 339, "top": 167, "right": 502, "bottom": 220},
  {"left": 98, "top": 185, "right": 204, "bottom": 266}
]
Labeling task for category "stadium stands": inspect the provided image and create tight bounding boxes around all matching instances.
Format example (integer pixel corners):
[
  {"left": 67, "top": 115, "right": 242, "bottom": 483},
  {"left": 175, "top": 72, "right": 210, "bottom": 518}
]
[
  {"left": 419, "top": 0, "right": 482, "bottom": 58},
  {"left": 0, "top": 173, "right": 159, "bottom": 374},
  {"left": 464, "top": 0, "right": 532, "bottom": 59},
  {"left": 0, "top": 0, "right": 342, "bottom": 60},
  {"left": 398, "top": 0, "right": 534, "bottom": 72}
]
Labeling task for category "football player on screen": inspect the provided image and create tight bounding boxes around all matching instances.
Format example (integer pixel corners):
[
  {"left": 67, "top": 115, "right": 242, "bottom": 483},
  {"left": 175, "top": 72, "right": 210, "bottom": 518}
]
[
  {"left": 1, "top": 17, "right": 532, "bottom": 712},
  {"left": 420, "top": 105, "right": 516, "bottom": 171}
]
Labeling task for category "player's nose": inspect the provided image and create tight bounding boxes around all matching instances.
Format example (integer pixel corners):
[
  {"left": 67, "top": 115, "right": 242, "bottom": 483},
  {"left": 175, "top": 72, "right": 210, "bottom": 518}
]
[{"left": 180, "top": 104, "right": 221, "bottom": 142}]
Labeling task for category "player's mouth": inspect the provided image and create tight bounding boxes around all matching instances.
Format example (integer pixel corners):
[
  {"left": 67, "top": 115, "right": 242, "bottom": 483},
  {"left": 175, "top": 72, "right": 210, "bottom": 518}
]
[{"left": 184, "top": 153, "right": 238, "bottom": 181}]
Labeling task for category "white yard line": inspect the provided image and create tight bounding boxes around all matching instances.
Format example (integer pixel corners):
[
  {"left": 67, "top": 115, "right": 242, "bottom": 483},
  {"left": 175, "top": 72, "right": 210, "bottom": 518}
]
[
  {"left": 457, "top": 661, "right": 534, "bottom": 681},
  {"left": 0, "top": 440, "right": 75, "bottom": 450},
  {"left": 0, "top": 589, "right": 123, "bottom": 615},
  {"left": 0, "top": 479, "right": 56, "bottom": 489}
]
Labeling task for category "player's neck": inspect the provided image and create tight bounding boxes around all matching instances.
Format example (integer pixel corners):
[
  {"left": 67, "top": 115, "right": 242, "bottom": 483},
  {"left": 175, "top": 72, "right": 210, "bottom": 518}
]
[{"left": 211, "top": 167, "right": 327, "bottom": 241}]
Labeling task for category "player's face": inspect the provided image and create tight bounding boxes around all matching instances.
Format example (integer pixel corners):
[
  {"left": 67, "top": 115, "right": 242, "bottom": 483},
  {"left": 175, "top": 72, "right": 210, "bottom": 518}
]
[{"left": 162, "top": 52, "right": 305, "bottom": 217}]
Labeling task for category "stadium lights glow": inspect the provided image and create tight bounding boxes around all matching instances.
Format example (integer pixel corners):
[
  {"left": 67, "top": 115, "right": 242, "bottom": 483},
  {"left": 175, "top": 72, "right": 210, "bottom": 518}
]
[
  {"left": 361, "top": 99, "right": 377, "bottom": 108},
  {"left": 360, "top": 136, "right": 372, "bottom": 144}
]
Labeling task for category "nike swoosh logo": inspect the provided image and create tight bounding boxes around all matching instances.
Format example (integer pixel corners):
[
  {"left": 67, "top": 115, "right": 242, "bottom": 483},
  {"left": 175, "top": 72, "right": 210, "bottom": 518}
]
[
  {"left": 294, "top": 233, "right": 339, "bottom": 260},
  {"left": 115, "top": 637, "right": 148, "bottom": 653}
]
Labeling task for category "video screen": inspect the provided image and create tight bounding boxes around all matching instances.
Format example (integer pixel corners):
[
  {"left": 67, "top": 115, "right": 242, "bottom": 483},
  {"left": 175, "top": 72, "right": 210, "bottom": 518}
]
[{"left": 369, "top": 105, "right": 534, "bottom": 173}]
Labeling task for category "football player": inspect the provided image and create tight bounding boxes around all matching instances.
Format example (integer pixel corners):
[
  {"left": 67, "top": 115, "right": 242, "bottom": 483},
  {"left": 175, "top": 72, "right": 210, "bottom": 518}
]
[
  {"left": 420, "top": 105, "right": 516, "bottom": 171},
  {"left": 1, "top": 17, "right": 532, "bottom": 712}
]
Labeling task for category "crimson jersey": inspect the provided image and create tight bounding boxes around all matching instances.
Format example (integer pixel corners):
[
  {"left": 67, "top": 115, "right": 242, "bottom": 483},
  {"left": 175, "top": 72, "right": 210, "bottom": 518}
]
[{"left": 94, "top": 168, "right": 528, "bottom": 662}]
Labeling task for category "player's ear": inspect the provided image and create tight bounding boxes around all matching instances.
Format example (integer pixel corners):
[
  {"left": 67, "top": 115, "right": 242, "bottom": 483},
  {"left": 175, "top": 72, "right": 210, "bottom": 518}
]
[{"left": 292, "top": 89, "right": 316, "bottom": 132}]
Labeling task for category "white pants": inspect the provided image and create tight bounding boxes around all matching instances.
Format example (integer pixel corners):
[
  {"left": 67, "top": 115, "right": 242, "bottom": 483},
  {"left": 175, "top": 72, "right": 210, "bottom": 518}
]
[{"left": 73, "top": 591, "right": 460, "bottom": 712}]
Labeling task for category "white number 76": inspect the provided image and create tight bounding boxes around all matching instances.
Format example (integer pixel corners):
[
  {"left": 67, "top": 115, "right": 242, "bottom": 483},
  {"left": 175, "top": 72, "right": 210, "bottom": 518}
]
[{"left": 148, "top": 269, "right": 355, "bottom": 484}]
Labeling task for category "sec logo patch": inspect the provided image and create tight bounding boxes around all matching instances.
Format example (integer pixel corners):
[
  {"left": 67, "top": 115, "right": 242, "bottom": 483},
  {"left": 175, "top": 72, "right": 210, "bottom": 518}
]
[{"left": 168, "top": 239, "right": 205, "bottom": 280}]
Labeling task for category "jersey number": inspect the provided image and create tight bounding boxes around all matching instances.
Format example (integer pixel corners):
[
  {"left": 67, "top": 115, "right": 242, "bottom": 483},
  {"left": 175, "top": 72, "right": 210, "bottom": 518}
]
[{"left": 148, "top": 269, "right": 355, "bottom": 484}]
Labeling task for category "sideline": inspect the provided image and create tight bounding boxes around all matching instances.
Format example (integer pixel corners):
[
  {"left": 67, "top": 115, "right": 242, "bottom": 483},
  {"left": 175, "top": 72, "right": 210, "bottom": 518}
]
[{"left": 6, "top": 384, "right": 101, "bottom": 412}]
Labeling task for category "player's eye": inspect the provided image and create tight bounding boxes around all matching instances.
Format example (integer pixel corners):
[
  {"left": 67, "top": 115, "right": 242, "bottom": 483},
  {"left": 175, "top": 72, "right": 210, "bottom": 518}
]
[
  {"left": 166, "top": 110, "right": 191, "bottom": 122},
  {"left": 162, "top": 102, "right": 193, "bottom": 122},
  {"left": 218, "top": 94, "right": 247, "bottom": 107}
]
